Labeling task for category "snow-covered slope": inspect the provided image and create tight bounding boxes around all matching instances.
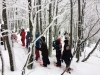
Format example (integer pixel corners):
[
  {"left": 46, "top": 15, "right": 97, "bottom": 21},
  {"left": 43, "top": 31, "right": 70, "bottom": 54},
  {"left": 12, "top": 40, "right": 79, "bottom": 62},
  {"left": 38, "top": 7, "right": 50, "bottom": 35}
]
[{"left": 0, "top": 38, "right": 100, "bottom": 75}]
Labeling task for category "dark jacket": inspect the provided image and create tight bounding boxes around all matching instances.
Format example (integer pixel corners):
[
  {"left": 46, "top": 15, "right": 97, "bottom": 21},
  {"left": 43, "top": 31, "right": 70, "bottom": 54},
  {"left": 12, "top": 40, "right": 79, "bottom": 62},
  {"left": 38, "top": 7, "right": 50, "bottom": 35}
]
[
  {"left": 39, "top": 42, "right": 48, "bottom": 56},
  {"left": 64, "top": 39, "right": 69, "bottom": 50},
  {"left": 39, "top": 36, "right": 48, "bottom": 56},
  {"left": 54, "top": 40, "right": 60, "bottom": 50},
  {"left": 62, "top": 49, "right": 73, "bottom": 61},
  {"left": 26, "top": 31, "right": 30, "bottom": 40},
  {"left": 35, "top": 34, "right": 40, "bottom": 47}
]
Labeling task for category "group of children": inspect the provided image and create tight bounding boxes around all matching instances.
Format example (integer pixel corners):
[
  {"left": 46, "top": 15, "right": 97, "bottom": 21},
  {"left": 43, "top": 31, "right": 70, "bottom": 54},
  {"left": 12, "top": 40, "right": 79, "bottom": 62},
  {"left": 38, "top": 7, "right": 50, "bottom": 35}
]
[
  {"left": 35, "top": 32, "right": 73, "bottom": 72},
  {"left": 20, "top": 29, "right": 73, "bottom": 71},
  {"left": 20, "top": 28, "right": 30, "bottom": 49},
  {"left": 53, "top": 37, "right": 73, "bottom": 69}
]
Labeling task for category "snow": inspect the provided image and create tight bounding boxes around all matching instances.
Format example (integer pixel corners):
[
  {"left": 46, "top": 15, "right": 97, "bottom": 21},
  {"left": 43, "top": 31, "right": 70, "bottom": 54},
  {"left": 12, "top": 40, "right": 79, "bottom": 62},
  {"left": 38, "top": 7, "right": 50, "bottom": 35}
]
[{"left": 0, "top": 35, "right": 100, "bottom": 75}]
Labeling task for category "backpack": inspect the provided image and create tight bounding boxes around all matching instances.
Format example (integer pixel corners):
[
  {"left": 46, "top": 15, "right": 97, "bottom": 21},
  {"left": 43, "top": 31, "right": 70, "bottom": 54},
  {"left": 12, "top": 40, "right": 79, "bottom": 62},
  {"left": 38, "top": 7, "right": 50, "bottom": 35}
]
[{"left": 53, "top": 40, "right": 56, "bottom": 47}]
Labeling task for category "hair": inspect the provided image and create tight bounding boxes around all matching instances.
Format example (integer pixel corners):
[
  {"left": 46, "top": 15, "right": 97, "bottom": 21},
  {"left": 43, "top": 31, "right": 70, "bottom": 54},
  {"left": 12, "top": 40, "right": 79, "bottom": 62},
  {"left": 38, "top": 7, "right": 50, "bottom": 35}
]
[
  {"left": 40, "top": 36, "right": 45, "bottom": 42},
  {"left": 65, "top": 45, "right": 70, "bottom": 48}
]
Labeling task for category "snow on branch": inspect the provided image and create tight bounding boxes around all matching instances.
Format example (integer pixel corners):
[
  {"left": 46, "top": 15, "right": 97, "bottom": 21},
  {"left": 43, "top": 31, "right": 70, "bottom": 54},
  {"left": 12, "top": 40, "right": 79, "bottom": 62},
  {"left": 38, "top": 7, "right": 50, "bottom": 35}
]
[{"left": 26, "top": 9, "right": 67, "bottom": 68}]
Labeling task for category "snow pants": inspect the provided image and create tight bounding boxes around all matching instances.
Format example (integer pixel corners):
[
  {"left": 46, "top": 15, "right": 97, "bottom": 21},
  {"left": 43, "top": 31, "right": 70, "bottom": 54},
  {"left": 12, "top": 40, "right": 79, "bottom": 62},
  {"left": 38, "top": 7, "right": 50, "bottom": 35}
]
[
  {"left": 42, "top": 55, "right": 50, "bottom": 67},
  {"left": 56, "top": 50, "right": 61, "bottom": 66},
  {"left": 64, "top": 59, "right": 71, "bottom": 67},
  {"left": 35, "top": 49, "right": 40, "bottom": 61},
  {"left": 21, "top": 38, "right": 25, "bottom": 46},
  {"left": 26, "top": 39, "right": 30, "bottom": 48}
]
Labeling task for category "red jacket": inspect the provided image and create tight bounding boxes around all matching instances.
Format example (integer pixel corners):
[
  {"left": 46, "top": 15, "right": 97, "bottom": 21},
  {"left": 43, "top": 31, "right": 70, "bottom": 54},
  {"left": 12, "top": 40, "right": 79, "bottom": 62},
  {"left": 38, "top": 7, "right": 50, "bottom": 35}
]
[{"left": 20, "top": 29, "right": 26, "bottom": 39}]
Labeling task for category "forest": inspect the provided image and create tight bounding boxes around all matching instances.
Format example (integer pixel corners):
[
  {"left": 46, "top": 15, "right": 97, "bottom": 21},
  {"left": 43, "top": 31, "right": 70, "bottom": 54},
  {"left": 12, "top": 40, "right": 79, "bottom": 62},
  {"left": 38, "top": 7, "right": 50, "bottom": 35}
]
[{"left": 0, "top": 0, "right": 100, "bottom": 75}]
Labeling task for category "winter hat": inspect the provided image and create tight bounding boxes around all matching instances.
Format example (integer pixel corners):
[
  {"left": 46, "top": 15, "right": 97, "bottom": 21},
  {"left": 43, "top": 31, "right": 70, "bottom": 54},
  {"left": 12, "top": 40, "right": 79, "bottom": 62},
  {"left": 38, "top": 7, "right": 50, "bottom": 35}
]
[
  {"left": 35, "top": 34, "right": 39, "bottom": 38},
  {"left": 57, "top": 38, "right": 61, "bottom": 41},
  {"left": 64, "top": 39, "right": 68, "bottom": 44},
  {"left": 22, "top": 28, "right": 25, "bottom": 31},
  {"left": 40, "top": 36, "right": 45, "bottom": 42}
]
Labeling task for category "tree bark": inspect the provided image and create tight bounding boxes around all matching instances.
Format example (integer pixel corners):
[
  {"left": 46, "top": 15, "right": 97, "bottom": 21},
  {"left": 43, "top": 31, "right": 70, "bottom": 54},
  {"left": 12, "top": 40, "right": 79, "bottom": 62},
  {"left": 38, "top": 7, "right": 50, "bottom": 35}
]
[
  {"left": 0, "top": 51, "right": 4, "bottom": 75},
  {"left": 2, "top": 0, "right": 15, "bottom": 71},
  {"left": 48, "top": 0, "right": 53, "bottom": 56},
  {"left": 38, "top": 0, "right": 42, "bottom": 34},
  {"left": 76, "top": 0, "right": 82, "bottom": 62},
  {"left": 27, "top": 0, "right": 34, "bottom": 69},
  {"left": 70, "top": 0, "right": 73, "bottom": 50},
  {"left": 54, "top": 1, "right": 58, "bottom": 40}
]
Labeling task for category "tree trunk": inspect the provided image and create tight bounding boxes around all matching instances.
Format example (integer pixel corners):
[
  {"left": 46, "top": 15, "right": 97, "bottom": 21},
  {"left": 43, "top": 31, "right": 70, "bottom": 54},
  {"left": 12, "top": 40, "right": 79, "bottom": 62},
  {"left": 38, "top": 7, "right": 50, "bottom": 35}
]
[
  {"left": 0, "top": 51, "right": 4, "bottom": 75},
  {"left": 54, "top": 1, "right": 58, "bottom": 40},
  {"left": 48, "top": 0, "right": 52, "bottom": 56},
  {"left": 70, "top": 0, "right": 73, "bottom": 50},
  {"left": 2, "top": 0, "right": 15, "bottom": 71},
  {"left": 27, "top": 0, "right": 34, "bottom": 69},
  {"left": 82, "top": 38, "right": 100, "bottom": 62},
  {"left": 36, "top": 1, "right": 40, "bottom": 34},
  {"left": 38, "top": 0, "right": 42, "bottom": 34},
  {"left": 76, "top": 0, "right": 82, "bottom": 62}
]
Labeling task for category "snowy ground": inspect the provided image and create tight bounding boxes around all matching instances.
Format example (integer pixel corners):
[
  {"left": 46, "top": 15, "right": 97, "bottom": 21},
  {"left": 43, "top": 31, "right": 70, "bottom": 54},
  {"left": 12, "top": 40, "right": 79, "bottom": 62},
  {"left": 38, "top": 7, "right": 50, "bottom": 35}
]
[{"left": 0, "top": 35, "right": 100, "bottom": 75}]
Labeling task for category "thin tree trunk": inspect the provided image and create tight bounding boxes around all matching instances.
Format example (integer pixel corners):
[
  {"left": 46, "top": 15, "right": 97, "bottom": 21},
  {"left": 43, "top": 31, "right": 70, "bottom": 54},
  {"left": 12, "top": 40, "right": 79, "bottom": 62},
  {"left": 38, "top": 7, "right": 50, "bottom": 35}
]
[
  {"left": 2, "top": 0, "right": 15, "bottom": 71},
  {"left": 70, "top": 0, "right": 73, "bottom": 50},
  {"left": 48, "top": 0, "right": 52, "bottom": 56},
  {"left": 82, "top": 38, "right": 100, "bottom": 62},
  {"left": 54, "top": 1, "right": 58, "bottom": 40},
  {"left": 27, "top": 0, "right": 34, "bottom": 69},
  {"left": 0, "top": 51, "right": 4, "bottom": 75},
  {"left": 76, "top": 0, "right": 82, "bottom": 62},
  {"left": 38, "top": 0, "right": 42, "bottom": 34}
]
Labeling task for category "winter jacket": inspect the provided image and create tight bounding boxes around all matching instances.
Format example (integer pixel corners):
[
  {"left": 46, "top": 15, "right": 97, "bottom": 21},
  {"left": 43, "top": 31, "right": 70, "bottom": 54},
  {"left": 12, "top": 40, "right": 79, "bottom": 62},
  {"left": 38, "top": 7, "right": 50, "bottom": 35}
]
[
  {"left": 26, "top": 31, "right": 30, "bottom": 39},
  {"left": 39, "top": 42, "right": 48, "bottom": 56},
  {"left": 20, "top": 29, "right": 25, "bottom": 39},
  {"left": 62, "top": 49, "right": 73, "bottom": 61},
  {"left": 35, "top": 34, "right": 40, "bottom": 48},
  {"left": 38, "top": 36, "right": 48, "bottom": 56},
  {"left": 64, "top": 39, "right": 69, "bottom": 50}
]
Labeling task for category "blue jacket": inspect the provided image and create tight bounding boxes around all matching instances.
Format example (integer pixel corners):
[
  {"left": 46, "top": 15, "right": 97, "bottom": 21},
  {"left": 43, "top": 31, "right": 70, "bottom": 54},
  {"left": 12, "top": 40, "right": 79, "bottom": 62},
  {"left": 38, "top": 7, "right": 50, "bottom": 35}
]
[
  {"left": 26, "top": 31, "right": 30, "bottom": 39},
  {"left": 35, "top": 34, "right": 40, "bottom": 47}
]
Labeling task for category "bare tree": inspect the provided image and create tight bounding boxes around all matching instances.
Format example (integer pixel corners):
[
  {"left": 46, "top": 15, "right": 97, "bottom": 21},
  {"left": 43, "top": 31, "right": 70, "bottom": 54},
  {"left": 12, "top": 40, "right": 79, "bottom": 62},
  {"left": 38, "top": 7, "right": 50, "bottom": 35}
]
[
  {"left": 76, "top": 0, "right": 82, "bottom": 62},
  {"left": 70, "top": 0, "right": 73, "bottom": 49},
  {"left": 27, "top": 0, "right": 34, "bottom": 69},
  {"left": 2, "top": 0, "right": 16, "bottom": 71},
  {"left": 0, "top": 51, "right": 4, "bottom": 75},
  {"left": 48, "top": 0, "right": 53, "bottom": 56},
  {"left": 82, "top": 38, "right": 100, "bottom": 62}
]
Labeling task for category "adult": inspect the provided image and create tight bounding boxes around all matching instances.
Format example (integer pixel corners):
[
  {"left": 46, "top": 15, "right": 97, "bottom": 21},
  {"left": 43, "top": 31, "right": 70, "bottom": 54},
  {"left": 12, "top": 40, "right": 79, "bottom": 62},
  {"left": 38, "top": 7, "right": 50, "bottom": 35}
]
[
  {"left": 26, "top": 31, "right": 30, "bottom": 48},
  {"left": 20, "top": 28, "right": 26, "bottom": 46},
  {"left": 54, "top": 38, "right": 62, "bottom": 67}
]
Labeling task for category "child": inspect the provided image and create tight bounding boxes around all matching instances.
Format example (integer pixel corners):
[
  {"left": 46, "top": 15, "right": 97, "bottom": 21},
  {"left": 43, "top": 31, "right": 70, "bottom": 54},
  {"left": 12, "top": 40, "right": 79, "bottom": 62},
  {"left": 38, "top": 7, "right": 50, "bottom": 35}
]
[
  {"left": 62, "top": 45, "right": 73, "bottom": 72},
  {"left": 37, "top": 36, "right": 50, "bottom": 67},
  {"left": 54, "top": 38, "right": 62, "bottom": 67},
  {"left": 26, "top": 31, "right": 30, "bottom": 48},
  {"left": 20, "top": 29, "right": 26, "bottom": 46},
  {"left": 35, "top": 34, "right": 40, "bottom": 61}
]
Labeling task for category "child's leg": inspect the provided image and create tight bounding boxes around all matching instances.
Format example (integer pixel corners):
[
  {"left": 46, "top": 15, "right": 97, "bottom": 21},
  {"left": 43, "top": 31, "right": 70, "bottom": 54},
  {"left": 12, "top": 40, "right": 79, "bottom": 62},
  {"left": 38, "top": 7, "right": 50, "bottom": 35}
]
[{"left": 42, "top": 56, "right": 47, "bottom": 67}]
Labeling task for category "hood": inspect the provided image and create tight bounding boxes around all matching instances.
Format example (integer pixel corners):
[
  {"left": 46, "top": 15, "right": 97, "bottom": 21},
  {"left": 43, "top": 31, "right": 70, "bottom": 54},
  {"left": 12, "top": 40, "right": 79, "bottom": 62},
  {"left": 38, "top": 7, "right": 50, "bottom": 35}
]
[
  {"left": 56, "top": 40, "right": 60, "bottom": 45},
  {"left": 22, "top": 28, "right": 25, "bottom": 31},
  {"left": 64, "top": 40, "right": 68, "bottom": 44},
  {"left": 27, "top": 31, "right": 30, "bottom": 35},
  {"left": 35, "top": 34, "right": 39, "bottom": 38},
  {"left": 41, "top": 36, "right": 45, "bottom": 42},
  {"left": 57, "top": 38, "right": 61, "bottom": 41}
]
